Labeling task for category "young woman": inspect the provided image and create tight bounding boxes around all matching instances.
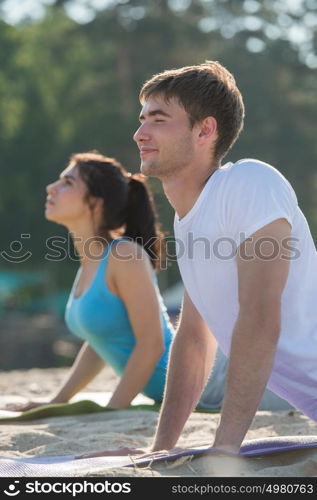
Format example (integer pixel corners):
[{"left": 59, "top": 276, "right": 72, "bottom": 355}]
[
  {"left": 11, "top": 151, "right": 175, "bottom": 410},
  {"left": 7, "top": 151, "right": 290, "bottom": 416}
]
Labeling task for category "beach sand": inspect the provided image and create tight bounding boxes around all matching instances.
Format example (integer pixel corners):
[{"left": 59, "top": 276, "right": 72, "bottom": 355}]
[{"left": 0, "top": 366, "right": 316, "bottom": 477}]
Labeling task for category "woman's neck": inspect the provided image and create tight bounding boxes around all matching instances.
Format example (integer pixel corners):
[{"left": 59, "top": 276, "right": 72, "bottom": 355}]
[{"left": 70, "top": 231, "right": 110, "bottom": 265}]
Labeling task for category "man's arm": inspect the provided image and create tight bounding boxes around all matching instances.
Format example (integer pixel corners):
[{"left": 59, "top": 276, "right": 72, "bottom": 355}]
[
  {"left": 152, "top": 290, "right": 217, "bottom": 451},
  {"left": 213, "top": 218, "right": 291, "bottom": 453}
]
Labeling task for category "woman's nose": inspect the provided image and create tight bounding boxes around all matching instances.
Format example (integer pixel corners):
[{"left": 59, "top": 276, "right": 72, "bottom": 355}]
[{"left": 46, "top": 182, "right": 56, "bottom": 194}]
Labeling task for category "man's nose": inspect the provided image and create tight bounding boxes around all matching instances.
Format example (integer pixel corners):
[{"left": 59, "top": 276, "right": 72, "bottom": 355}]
[{"left": 133, "top": 123, "right": 150, "bottom": 143}]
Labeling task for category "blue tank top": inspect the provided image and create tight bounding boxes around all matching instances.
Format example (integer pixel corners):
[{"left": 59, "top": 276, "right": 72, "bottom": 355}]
[{"left": 65, "top": 238, "right": 174, "bottom": 402}]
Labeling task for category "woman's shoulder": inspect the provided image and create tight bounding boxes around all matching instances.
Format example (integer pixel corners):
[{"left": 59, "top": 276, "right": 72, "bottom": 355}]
[
  {"left": 109, "top": 238, "right": 153, "bottom": 273},
  {"left": 111, "top": 238, "right": 146, "bottom": 255},
  {"left": 107, "top": 239, "right": 155, "bottom": 298}
]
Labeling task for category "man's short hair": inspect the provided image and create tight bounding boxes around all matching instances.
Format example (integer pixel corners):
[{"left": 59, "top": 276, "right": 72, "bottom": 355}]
[{"left": 140, "top": 61, "right": 245, "bottom": 161}]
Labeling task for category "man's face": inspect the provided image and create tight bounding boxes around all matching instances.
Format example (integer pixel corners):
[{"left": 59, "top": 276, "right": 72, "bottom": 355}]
[{"left": 133, "top": 95, "right": 196, "bottom": 179}]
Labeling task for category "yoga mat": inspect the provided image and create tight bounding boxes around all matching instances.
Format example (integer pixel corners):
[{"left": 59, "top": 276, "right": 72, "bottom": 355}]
[
  {"left": 0, "top": 392, "right": 219, "bottom": 422},
  {"left": 0, "top": 392, "right": 157, "bottom": 422},
  {"left": 0, "top": 436, "right": 316, "bottom": 477}
]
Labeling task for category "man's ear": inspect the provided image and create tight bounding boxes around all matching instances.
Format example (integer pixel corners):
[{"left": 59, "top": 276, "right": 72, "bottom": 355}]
[{"left": 197, "top": 116, "right": 217, "bottom": 141}]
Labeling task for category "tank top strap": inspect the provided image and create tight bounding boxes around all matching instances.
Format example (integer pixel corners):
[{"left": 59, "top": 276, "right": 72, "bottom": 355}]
[{"left": 94, "top": 237, "right": 131, "bottom": 285}]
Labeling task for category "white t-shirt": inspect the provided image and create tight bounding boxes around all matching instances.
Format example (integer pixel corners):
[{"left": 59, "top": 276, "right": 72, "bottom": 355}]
[{"left": 174, "top": 158, "right": 317, "bottom": 420}]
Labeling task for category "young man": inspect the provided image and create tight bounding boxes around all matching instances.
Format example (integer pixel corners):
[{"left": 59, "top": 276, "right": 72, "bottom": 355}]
[{"left": 132, "top": 61, "right": 317, "bottom": 454}]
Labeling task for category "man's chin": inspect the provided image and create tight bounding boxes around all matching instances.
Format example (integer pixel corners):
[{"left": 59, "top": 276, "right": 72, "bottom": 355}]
[{"left": 140, "top": 162, "right": 160, "bottom": 178}]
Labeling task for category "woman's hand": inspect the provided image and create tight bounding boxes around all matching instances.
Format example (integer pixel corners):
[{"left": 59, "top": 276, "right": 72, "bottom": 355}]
[{"left": 4, "top": 400, "right": 52, "bottom": 412}]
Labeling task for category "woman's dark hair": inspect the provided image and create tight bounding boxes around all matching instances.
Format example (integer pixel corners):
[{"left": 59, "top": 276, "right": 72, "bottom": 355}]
[{"left": 70, "top": 151, "right": 165, "bottom": 270}]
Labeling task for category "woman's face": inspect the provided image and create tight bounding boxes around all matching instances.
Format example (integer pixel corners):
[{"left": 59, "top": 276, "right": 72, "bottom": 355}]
[{"left": 45, "top": 164, "right": 91, "bottom": 227}]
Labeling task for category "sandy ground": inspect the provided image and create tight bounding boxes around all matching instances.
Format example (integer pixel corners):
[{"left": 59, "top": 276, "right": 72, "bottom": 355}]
[{"left": 0, "top": 366, "right": 316, "bottom": 477}]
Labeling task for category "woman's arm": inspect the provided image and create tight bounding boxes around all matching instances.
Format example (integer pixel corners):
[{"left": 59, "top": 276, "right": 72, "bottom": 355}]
[
  {"left": 6, "top": 342, "right": 106, "bottom": 411},
  {"left": 50, "top": 341, "right": 106, "bottom": 403},
  {"left": 106, "top": 241, "right": 165, "bottom": 409}
]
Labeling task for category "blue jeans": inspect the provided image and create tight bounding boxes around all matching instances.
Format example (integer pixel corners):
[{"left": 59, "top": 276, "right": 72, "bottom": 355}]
[{"left": 198, "top": 348, "right": 293, "bottom": 411}]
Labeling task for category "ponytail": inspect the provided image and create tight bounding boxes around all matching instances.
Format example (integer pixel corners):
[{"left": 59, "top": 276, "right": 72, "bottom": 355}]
[
  {"left": 125, "top": 174, "right": 164, "bottom": 270},
  {"left": 72, "top": 151, "right": 165, "bottom": 270}
]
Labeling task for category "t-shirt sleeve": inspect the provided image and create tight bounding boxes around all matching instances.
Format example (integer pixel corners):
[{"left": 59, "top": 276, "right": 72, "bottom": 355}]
[{"left": 218, "top": 161, "right": 298, "bottom": 247}]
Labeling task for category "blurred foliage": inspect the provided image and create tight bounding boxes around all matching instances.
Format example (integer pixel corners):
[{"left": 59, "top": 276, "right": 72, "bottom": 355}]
[{"left": 0, "top": 0, "right": 316, "bottom": 307}]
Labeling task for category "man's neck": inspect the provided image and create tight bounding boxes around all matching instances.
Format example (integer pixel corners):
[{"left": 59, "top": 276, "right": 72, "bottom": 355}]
[{"left": 162, "top": 162, "right": 220, "bottom": 220}]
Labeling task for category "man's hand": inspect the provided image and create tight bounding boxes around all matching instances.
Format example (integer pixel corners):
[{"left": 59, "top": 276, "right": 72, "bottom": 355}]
[
  {"left": 210, "top": 444, "right": 240, "bottom": 455},
  {"left": 76, "top": 446, "right": 185, "bottom": 460},
  {"left": 75, "top": 447, "right": 146, "bottom": 459},
  {"left": 75, "top": 445, "right": 238, "bottom": 462}
]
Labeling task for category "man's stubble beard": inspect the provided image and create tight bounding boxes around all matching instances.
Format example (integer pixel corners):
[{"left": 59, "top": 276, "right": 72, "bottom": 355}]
[{"left": 140, "top": 137, "right": 195, "bottom": 180}]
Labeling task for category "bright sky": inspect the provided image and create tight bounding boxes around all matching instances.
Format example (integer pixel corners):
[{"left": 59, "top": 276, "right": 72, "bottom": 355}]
[
  {"left": 0, "top": 0, "right": 115, "bottom": 25},
  {"left": 1, "top": 0, "right": 316, "bottom": 67},
  {"left": 0, "top": 0, "right": 315, "bottom": 25}
]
